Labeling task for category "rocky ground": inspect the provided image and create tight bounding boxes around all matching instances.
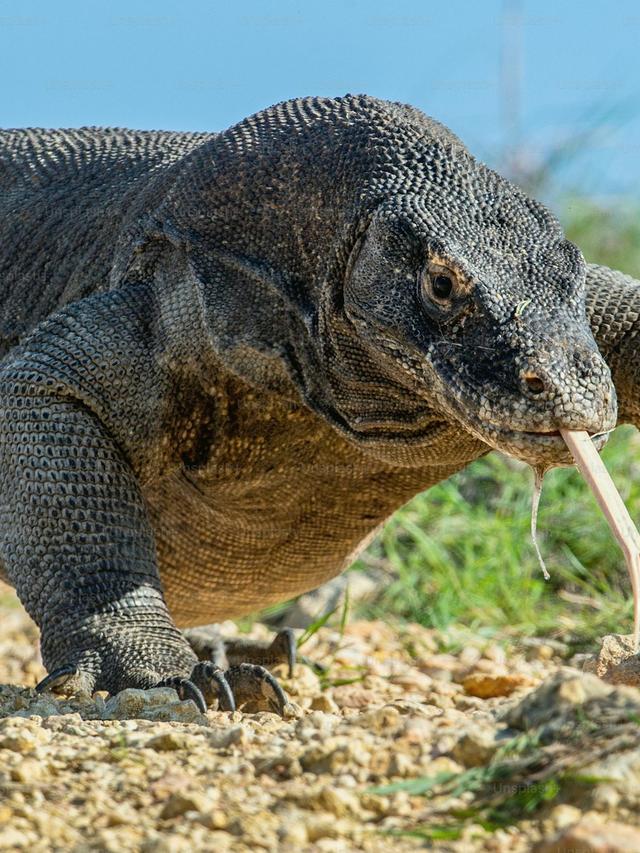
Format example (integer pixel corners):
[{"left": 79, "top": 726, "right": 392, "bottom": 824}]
[{"left": 1, "top": 583, "right": 640, "bottom": 852}]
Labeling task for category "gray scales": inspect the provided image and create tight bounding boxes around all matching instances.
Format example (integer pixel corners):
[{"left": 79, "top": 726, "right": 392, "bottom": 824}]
[{"left": 0, "top": 95, "right": 639, "bottom": 712}]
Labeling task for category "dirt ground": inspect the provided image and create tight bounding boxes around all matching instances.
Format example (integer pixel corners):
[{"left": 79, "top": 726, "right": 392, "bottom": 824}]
[{"left": 0, "top": 582, "right": 639, "bottom": 852}]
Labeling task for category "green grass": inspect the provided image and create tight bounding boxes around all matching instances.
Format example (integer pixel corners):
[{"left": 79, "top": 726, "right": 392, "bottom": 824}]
[{"left": 356, "top": 426, "right": 640, "bottom": 650}]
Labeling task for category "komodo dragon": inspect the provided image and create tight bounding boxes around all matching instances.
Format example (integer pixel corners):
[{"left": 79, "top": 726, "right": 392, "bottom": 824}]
[{"left": 0, "top": 94, "right": 638, "bottom": 712}]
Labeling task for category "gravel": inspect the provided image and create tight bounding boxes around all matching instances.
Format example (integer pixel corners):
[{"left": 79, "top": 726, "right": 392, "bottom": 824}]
[{"left": 1, "top": 582, "right": 640, "bottom": 851}]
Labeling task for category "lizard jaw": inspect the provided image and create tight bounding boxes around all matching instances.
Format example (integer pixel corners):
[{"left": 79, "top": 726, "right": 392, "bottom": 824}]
[{"left": 475, "top": 423, "right": 609, "bottom": 465}]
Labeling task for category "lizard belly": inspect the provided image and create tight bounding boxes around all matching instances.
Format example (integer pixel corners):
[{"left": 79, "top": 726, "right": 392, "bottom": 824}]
[
  {"left": 143, "top": 388, "right": 485, "bottom": 627},
  {"left": 147, "top": 466, "right": 400, "bottom": 627}
]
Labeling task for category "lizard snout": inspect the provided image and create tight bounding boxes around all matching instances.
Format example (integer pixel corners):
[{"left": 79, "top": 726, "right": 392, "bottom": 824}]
[{"left": 518, "top": 347, "right": 617, "bottom": 435}]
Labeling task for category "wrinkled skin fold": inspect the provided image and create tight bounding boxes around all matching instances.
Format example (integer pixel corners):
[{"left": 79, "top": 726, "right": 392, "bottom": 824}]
[{"left": 0, "top": 95, "right": 637, "bottom": 700}]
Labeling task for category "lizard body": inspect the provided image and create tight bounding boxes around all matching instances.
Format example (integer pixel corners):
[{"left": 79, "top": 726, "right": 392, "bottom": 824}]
[{"left": 0, "top": 95, "right": 637, "bottom": 703}]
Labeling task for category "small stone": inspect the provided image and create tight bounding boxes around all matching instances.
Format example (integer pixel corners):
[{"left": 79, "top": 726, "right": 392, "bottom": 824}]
[
  {"left": 387, "top": 752, "right": 415, "bottom": 777},
  {"left": 535, "top": 644, "right": 555, "bottom": 661},
  {"left": 160, "top": 791, "right": 208, "bottom": 820},
  {"left": 300, "top": 737, "right": 360, "bottom": 774},
  {"left": 0, "top": 827, "right": 31, "bottom": 848},
  {"left": 583, "top": 634, "right": 640, "bottom": 687},
  {"left": 146, "top": 731, "right": 192, "bottom": 751},
  {"left": 389, "top": 669, "right": 433, "bottom": 693},
  {"left": 285, "top": 663, "right": 321, "bottom": 696},
  {"left": 194, "top": 810, "right": 228, "bottom": 830},
  {"left": 483, "top": 644, "right": 507, "bottom": 665},
  {"left": 462, "top": 672, "right": 534, "bottom": 699},
  {"left": 0, "top": 732, "right": 38, "bottom": 752},
  {"left": 278, "top": 820, "right": 308, "bottom": 846},
  {"left": 142, "top": 702, "right": 208, "bottom": 725},
  {"left": 419, "top": 653, "right": 459, "bottom": 680},
  {"left": 318, "top": 786, "right": 361, "bottom": 817},
  {"left": 451, "top": 727, "right": 499, "bottom": 767},
  {"left": 401, "top": 716, "right": 433, "bottom": 744},
  {"left": 331, "top": 685, "right": 378, "bottom": 709},
  {"left": 387, "top": 699, "right": 441, "bottom": 718},
  {"left": 549, "top": 804, "right": 582, "bottom": 829},
  {"left": 149, "top": 770, "right": 200, "bottom": 801},
  {"left": 359, "top": 705, "right": 401, "bottom": 733},
  {"left": 205, "top": 724, "right": 252, "bottom": 749},
  {"left": 505, "top": 670, "right": 614, "bottom": 730},
  {"left": 533, "top": 814, "right": 640, "bottom": 852},
  {"left": 15, "top": 698, "right": 60, "bottom": 718},
  {"left": 310, "top": 693, "right": 339, "bottom": 713},
  {"left": 104, "top": 688, "right": 178, "bottom": 719},
  {"left": 104, "top": 687, "right": 209, "bottom": 726},
  {"left": 10, "top": 757, "right": 45, "bottom": 783},
  {"left": 305, "top": 814, "right": 352, "bottom": 843},
  {"left": 458, "top": 646, "right": 482, "bottom": 668}
]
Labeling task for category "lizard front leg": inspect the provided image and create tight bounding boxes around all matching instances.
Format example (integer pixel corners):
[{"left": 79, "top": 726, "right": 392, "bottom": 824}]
[
  {"left": 0, "top": 381, "right": 207, "bottom": 703},
  {"left": 0, "top": 280, "right": 234, "bottom": 711},
  {"left": 585, "top": 263, "right": 640, "bottom": 428}
]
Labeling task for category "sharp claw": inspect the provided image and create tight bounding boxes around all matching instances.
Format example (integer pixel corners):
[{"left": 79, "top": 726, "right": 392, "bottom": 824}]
[
  {"left": 158, "top": 676, "right": 207, "bottom": 713},
  {"left": 208, "top": 666, "right": 236, "bottom": 713},
  {"left": 275, "top": 628, "right": 296, "bottom": 678},
  {"left": 179, "top": 680, "right": 207, "bottom": 714},
  {"left": 260, "top": 668, "right": 288, "bottom": 715},
  {"left": 189, "top": 662, "right": 237, "bottom": 712},
  {"left": 35, "top": 664, "right": 78, "bottom": 694}
]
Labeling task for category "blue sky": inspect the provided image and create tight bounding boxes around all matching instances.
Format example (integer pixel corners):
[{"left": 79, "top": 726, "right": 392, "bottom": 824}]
[{"left": 1, "top": 0, "right": 639, "bottom": 201}]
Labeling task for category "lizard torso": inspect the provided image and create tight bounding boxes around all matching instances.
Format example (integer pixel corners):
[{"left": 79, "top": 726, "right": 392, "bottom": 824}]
[{"left": 0, "top": 123, "right": 487, "bottom": 625}]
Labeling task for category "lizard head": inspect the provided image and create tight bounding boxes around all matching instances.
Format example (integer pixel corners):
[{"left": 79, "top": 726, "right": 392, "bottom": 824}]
[
  {"left": 342, "top": 153, "right": 617, "bottom": 466},
  {"left": 140, "top": 94, "right": 616, "bottom": 467}
]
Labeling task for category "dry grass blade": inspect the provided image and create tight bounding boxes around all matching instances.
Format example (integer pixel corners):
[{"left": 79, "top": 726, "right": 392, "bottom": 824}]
[{"left": 561, "top": 429, "right": 640, "bottom": 649}]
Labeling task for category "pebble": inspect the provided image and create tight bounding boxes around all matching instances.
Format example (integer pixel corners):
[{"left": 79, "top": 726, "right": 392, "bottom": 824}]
[
  {"left": 462, "top": 672, "right": 534, "bottom": 698},
  {"left": 583, "top": 634, "right": 640, "bottom": 686},
  {"left": 534, "top": 814, "right": 640, "bottom": 852},
  {"left": 0, "top": 581, "right": 638, "bottom": 852},
  {"left": 309, "top": 693, "right": 339, "bottom": 713},
  {"left": 451, "top": 726, "right": 500, "bottom": 767}
]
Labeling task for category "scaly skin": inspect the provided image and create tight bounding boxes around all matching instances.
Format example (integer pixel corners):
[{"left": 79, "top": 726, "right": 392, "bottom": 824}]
[{"left": 0, "top": 95, "right": 636, "bottom": 702}]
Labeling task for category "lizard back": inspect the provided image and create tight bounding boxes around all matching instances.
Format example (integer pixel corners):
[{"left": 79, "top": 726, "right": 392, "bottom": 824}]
[{"left": 0, "top": 126, "right": 208, "bottom": 354}]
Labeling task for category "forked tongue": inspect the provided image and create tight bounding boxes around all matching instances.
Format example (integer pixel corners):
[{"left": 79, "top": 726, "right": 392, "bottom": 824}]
[
  {"left": 559, "top": 429, "right": 640, "bottom": 651},
  {"left": 530, "top": 466, "right": 550, "bottom": 581}
]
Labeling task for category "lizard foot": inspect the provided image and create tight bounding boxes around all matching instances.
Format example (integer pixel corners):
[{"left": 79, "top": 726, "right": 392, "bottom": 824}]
[
  {"left": 35, "top": 663, "right": 236, "bottom": 714},
  {"left": 184, "top": 626, "right": 296, "bottom": 676},
  {"left": 225, "top": 663, "right": 288, "bottom": 714},
  {"left": 183, "top": 626, "right": 296, "bottom": 714},
  {"left": 36, "top": 662, "right": 241, "bottom": 714}
]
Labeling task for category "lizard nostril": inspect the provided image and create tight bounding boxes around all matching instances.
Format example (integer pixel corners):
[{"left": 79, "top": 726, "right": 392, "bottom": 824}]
[{"left": 523, "top": 372, "right": 546, "bottom": 395}]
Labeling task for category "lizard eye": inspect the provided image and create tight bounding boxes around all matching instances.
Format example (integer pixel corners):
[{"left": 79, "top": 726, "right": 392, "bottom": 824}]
[
  {"left": 432, "top": 274, "right": 453, "bottom": 299},
  {"left": 419, "top": 263, "right": 460, "bottom": 309}
]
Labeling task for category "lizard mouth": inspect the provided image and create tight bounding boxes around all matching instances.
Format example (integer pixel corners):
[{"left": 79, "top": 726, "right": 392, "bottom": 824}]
[{"left": 480, "top": 423, "right": 609, "bottom": 463}]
